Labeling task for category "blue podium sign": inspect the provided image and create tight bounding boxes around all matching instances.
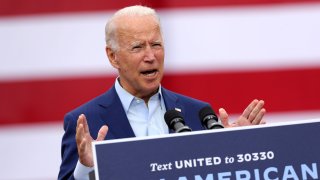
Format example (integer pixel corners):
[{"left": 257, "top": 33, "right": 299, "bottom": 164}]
[{"left": 93, "top": 119, "right": 320, "bottom": 180}]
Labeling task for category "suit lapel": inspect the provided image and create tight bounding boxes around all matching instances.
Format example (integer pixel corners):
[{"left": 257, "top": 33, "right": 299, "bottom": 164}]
[
  {"left": 98, "top": 86, "right": 135, "bottom": 139},
  {"left": 162, "top": 87, "right": 186, "bottom": 115},
  {"left": 161, "top": 87, "right": 186, "bottom": 134}
]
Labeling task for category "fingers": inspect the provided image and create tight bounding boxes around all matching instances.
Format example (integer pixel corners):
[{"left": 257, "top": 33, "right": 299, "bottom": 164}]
[
  {"left": 242, "top": 99, "right": 258, "bottom": 119},
  {"left": 78, "top": 136, "right": 88, "bottom": 156},
  {"left": 242, "top": 99, "right": 265, "bottom": 123},
  {"left": 76, "top": 114, "right": 87, "bottom": 136},
  {"left": 76, "top": 114, "right": 92, "bottom": 151},
  {"left": 76, "top": 115, "right": 92, "bottom": 166},
  {"left": 76, "top": 114, "right": 90, "bottom": 145},
  {"left": 78, "top": 114, "right": 89, "bottom": 133},
  {"left": 97, "top": 125, "right": 108, "bottom": 141},
  {"left": 259, "top": 119, "right": 267, "bottom": 124},
  {"left": 219, "top": 108, "right": 230, "bottom": 128},
  {"left": 252, "top": 108, "right": 266, "bottom": 125},
  {"left": 76, "top": 115, "right": 85, "bottom": 145},
  {"left": 247, "top": 100, "right": 265, "bottom": 122},
  {"left": 232, "top": 99, "right": 266, "bottom": 127}
]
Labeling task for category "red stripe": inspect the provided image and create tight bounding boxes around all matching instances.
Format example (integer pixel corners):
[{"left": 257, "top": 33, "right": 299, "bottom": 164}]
[
  {"left": 1, "top": 0, "right": 319, "bottom": 17},
  {"left": 1, "top": 67, "right": 320, "bottom": 125},
  {"left": 163, "top": 67, "right": 320, "bottom": 114}
]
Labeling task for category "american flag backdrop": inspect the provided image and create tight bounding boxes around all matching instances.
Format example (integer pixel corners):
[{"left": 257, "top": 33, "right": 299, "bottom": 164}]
[{"left": 1, "top": 0, "right": 320, "bottom": 179}]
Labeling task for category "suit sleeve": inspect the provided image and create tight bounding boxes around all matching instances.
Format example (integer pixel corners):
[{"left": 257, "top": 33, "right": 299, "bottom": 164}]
[{"left": 58, "top": 113, "right": 78, "bottom": 180}]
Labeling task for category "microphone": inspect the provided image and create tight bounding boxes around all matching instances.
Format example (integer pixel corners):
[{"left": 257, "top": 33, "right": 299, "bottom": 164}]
[
  {"left": 164, "top": 109, "right": 192, "bottom": 133},
  {"left": 199, "top": 106, "right": 224, "bottom": 129}
]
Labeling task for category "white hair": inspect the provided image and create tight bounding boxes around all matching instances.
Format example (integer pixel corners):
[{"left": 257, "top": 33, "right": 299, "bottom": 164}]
[{"left": 105, "top": 5, "right": 161, "bottom": 51}]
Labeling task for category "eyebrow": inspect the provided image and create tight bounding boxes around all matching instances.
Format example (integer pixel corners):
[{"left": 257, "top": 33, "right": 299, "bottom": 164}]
[
  {"left": 130, "top": 41, "right": 142, "bottom": 47},
  {"left": 129, "top": 38, "right": 162, "bottom": 47},
  {"left": 153, "top": 40, "right": 162, "bottom": 43}
]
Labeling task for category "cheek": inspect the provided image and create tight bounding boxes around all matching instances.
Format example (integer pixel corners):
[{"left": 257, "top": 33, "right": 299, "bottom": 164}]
[
  {"left": 155, "top": 51, "right": 165, "bottom": 62},
  {"left": 122, "top": 58, "right": 141, "bottom": 75}
]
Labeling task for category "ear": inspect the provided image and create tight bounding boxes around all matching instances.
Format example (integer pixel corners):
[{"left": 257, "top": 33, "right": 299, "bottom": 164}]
[{"left": 106, "top": 46, "right": 119, "bottom": 69}]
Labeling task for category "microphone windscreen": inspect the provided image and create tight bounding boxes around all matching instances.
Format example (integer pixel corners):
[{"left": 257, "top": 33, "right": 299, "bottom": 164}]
[
  {"left": 164, "top": 109, "right": 183, "bottom": 127},
  {"left": 199, "top": 106, "right": 216, "bottom": 121}
]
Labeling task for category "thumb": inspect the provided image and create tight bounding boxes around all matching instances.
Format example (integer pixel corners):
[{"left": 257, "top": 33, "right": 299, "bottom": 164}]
[
  {"left": 219, "top": 108, "right": 230, "bottom": 128},
  {"left": 96, "top": 125, "right": 108, "bottom": 141}
]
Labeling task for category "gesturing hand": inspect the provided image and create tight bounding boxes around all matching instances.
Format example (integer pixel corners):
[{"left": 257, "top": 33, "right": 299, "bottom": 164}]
[
  {"left": 219, "top": 99, "right": 266, "bottom": 128},
  {"left": 76, "top": 114, "right": 108, "bottom": 167}
]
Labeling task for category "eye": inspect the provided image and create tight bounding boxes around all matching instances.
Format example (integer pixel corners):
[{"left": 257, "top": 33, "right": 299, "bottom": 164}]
[
  {"left": 132, "top": 45, "right": 142, "bottom": 50},
  {"left": 131, "top": 45, "right": 142, "bottom": 52},
  {"left": 152, "top": 43, "right": 162, "bottom": 48}
]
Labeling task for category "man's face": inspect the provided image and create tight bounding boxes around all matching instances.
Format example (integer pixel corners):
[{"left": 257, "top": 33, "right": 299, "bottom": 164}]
[{"left": 108, "top": 15, "right": 164, "bottom": 99}]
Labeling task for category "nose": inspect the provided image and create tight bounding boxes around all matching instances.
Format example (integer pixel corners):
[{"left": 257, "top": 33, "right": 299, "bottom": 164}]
[{"left": 144, "top": 45, "right": 156, "bottom": 63}]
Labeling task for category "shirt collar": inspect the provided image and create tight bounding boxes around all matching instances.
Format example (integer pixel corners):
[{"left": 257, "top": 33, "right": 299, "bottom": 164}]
[{"left": 114, "top": 77, "right": 164, "bottom": 113}]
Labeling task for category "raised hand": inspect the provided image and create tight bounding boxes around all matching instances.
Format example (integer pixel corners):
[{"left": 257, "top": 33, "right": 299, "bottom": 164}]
[
  {"left": 219, "top": 99, "right": 266, "bottom": 128},
  {"left": 75, "top": 114, "right": 108, "bottom": 167}
]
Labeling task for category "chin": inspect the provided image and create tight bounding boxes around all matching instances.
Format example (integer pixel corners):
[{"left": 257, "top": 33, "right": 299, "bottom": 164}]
[{"left": 144, "top": 82, "right": 160, "bottom": 93}]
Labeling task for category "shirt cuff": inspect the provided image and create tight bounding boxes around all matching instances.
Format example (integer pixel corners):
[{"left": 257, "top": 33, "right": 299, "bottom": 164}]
[{"left": 74, "top": 160, "right": 94, "bottom": 180}]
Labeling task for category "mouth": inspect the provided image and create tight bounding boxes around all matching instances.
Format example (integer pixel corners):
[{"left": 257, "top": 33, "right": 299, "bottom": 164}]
[{"left": 141, "top": 69, "right": 158, "bottom": 77}]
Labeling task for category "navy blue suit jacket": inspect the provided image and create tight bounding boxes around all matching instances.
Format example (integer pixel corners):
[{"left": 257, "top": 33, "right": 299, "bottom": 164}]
[{"left": 58, "top": 85, "right": 210, "bottom": 179}]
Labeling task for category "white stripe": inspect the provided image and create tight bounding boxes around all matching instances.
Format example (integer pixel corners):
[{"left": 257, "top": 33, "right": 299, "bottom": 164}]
[
  {"left": 0, "top": 122, "right": 63, "bottom": 179},
  {"left": 0, "top": 12, "right": 116, "bottom": 81},
  {"left": 162, "top": 4, "right": 320, "bottom": 72},
  {"left": 1, "top": 4, "right": 320, "bottom": 80}
]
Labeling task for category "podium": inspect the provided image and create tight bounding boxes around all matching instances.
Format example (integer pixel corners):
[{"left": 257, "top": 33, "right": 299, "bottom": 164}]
[{"left": 92, "top": 119, "right": 320, "bottom": 180}]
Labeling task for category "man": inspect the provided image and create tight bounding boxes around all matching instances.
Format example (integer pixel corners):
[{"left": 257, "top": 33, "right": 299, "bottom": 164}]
[{"left": 58, "top": 5, "right": 266, "bottom": 180}]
